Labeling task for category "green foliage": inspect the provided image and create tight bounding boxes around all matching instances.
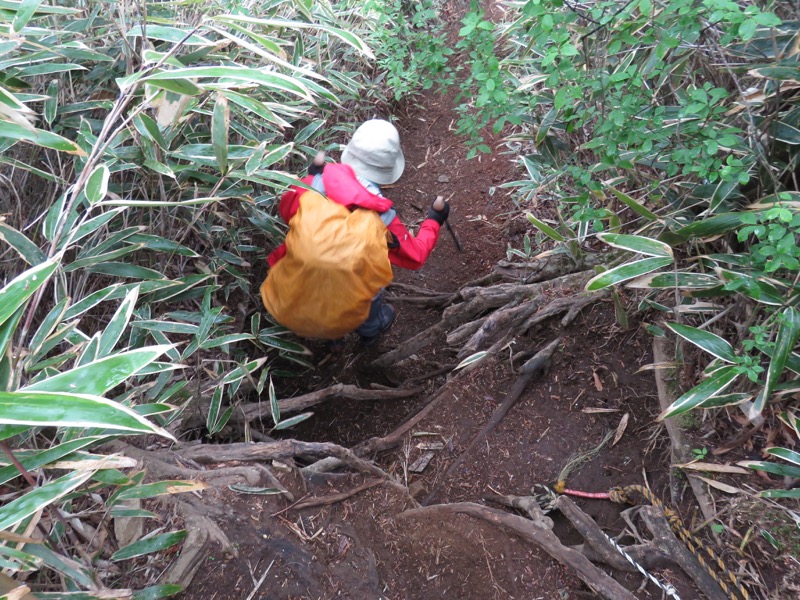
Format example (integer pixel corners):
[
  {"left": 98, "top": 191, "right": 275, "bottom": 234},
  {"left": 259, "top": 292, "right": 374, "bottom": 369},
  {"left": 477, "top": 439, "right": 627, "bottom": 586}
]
[
  {"left": 0, "top": 0, "right": 382, "bottom": 596},
  {"left": 490, "top": 0, "right": 800, "bottom": 501},
  {"left": 363, "top": 0, "right": 454, "bottom": 101}
]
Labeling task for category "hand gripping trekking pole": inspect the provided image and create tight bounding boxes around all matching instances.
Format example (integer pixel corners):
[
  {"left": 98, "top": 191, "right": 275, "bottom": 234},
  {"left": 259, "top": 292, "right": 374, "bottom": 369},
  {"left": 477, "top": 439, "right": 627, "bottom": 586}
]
[{"left": 433, "top": 195, "right": 463, "bottom": 252}]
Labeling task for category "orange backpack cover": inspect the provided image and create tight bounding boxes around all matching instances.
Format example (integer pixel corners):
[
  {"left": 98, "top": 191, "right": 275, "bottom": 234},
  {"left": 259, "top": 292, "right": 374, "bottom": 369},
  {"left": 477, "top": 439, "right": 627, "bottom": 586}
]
[{"left": 260, "top": 190, "right": 393, "bottom": 339}]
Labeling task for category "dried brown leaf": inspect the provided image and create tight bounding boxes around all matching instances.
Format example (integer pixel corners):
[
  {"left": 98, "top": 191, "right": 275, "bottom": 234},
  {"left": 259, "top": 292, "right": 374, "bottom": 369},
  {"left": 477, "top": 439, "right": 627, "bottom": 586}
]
[{"left": 612, "top": 413, "right": 629, "bottom": 446}]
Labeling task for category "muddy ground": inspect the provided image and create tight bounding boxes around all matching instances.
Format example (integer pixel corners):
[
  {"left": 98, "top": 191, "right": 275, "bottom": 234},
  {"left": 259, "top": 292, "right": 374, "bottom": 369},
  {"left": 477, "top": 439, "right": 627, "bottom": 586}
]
[{"left": 165, "top": 4, "right": 797, "bottom": 600}]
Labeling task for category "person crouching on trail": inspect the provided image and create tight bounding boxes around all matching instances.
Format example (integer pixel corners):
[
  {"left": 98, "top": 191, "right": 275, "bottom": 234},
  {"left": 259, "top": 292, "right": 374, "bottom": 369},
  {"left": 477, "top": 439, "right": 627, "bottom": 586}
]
[{"left": 261, "top": 119, "right": 450, "bottom": 347}]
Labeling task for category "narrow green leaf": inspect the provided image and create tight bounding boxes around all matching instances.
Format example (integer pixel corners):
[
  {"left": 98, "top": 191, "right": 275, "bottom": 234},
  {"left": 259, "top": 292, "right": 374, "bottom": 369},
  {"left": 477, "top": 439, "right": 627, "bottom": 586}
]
[
  {"left": 597, "top": 233, "right": 673, "bottom": 257},
  {"left": 27, "top": 297, "right": 68, "bottom": 362},
  {"left": 274, "top": 411, "right": 313, "bottom": 430},
  {"left": 0, "top": 436, "right": 103, "bottom": 486},
  {"left": 207, "top": 386, "right": 224, "bottom": 434},
  {"left": 85, "top": 262, "right": 167, "bottom": 280},
  {"left": 627, "top": 272, "right": 719, "bottom": 289},
  {"left": 133, "top": 114, "right": 168, "bottom": 149},
  {"left": 0, "top": 470, "right": 93, "bottom": 531},
  {"left": 0, "top": 257, "right": 60, "bottom": 328},
  {"left": 607, "top": 186, "right": 658, "bottom": 220},
  {"left": 0, "top": 390, "right": 173, "bottom": 438},
  {"left": 585, "top": 257, "right": 672, "bottom": 291},
  {"left": 12, "top": 0, "right": 43, "bottom": 32},
  {"left": 63, "top": 284, "right": 122, "bottom": 320},
  {"left": 25, "top": 346, "right": 171, "bottom": 397},
  {"left": 212, "top": 92, "right": 229, "bottom": 174},
  {"left": 657, "top": 366, "right": 740, "bottom": 420},
  {"left": 84, "top": 164, "right": 110, "bottom": 204},
  {"left": 58, "top": 208, "right": 126, "bottom": 251},
  {"left": 741, "top": 460, "right": 800, "bottom": 479},
  {"left": 0, "top": 306, "right": 24, "bottom": 361},
  {"left": 269, "top": 376, "right": 279, "bottom": 425},
  {"left": 98, "top": 286, "right": 139, "bottom": 356},
  {"left": 44, "top": 78, "right": 58, "bottom": 125},
  {"left": 111, "top": 530, "right": 187, "bottom": 561},
  {"left": 455, "top": 351, "right": 488, "bottom": 370},
  {"left": 132, "top": 584, "right": 184, "bottom": 600},
  {"left": 766, "top": 447, "right": 800, "bottom": 468},
  {"left": 666, "top": 323, "right": 736, "bottom": 362},
  {"left": 0, "top": 120, "right": 86, "bottom": 155},
  {"left": 258, "top": 334, "right": 311, "bottom": 354},
  {"left": 526, "top": 213, "right": 564, "bottom": 241},
  {"left": 677, "top": 213, "right": 745, "bottom": 238},
  {"left": 751, "top": 306, "right": 800, "bottom": 419},
  {"left": 0, "top": 222, "right": 46, "bottom": 264}
]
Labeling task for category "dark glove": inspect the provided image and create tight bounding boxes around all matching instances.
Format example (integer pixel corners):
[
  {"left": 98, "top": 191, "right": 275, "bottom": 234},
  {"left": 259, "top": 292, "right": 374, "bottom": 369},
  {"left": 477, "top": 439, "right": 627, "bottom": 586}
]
[
  {"left": 307, "top": 151, "right": 326, "bottom": 175},
  {"left": 427, "top": 201, "right": 450, "bottom": 225}
]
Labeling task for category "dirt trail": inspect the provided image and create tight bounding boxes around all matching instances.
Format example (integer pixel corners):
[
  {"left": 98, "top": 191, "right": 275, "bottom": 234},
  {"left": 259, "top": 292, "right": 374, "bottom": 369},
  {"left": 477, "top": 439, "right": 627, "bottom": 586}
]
[{"left": 171, "top": 5, "right": 748, "bottom": 600}]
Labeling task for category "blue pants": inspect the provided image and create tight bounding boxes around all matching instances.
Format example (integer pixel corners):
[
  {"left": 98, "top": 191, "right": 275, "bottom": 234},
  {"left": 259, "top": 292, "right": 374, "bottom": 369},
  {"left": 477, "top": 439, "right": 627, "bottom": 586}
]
[{"left": 355, "top": 292, "right": 389, "bottom": 338}]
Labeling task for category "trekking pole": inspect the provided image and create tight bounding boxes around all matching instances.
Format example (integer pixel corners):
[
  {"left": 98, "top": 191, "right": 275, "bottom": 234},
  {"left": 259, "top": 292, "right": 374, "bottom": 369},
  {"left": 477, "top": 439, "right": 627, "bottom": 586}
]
[{"left": 434, "top": 195, "right": 463, "bottom": 252}]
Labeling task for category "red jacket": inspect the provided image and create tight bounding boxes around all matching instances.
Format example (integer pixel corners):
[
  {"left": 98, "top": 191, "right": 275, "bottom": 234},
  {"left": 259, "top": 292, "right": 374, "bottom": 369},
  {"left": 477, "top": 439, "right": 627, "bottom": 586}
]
[{"left": 267, "top": 163, "right": 440, "bottom": 270}]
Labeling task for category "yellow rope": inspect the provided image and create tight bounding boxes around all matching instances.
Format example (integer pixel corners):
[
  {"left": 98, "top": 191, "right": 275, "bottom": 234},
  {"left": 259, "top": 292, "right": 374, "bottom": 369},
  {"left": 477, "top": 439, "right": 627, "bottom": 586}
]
[{"left": 609, "top": 484, "right": 749, "bottom": 600}]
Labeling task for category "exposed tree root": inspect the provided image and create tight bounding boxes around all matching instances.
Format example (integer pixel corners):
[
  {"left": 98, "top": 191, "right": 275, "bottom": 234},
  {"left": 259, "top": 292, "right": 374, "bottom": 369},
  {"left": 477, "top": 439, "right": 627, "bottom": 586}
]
[
  {"left": 235, "top": 383, "right": 423, "bottom": 420},
  {"left": 174, "top": 440, "right": 413, "bottom": 501},
  {"left": 288, "top": 479, "right": 383, "bottom": 511},
  {"left": 551, "top": 495, "right": 673, "bottom": 572},
  {"left": 371, "top": 268, "right": 597, "bottom": 370},
  {"left": 639, "top": 506, "right": 730, "bottom": 600},
  {"left": 398, "top": 502, "right": 637, "bottom": 600},
  {"left": 423, "top": 338, "right": 561, "bottom": 504}
]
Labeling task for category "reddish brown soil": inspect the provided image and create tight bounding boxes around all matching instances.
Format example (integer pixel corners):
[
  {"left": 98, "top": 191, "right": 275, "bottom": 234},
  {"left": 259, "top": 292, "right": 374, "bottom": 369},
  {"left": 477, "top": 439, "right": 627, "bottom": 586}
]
[
  {"left": 181, "top": 75, "right": 681, "bottom": 600},
  {"left": 177, "top": 4, "right": 791, "bottom": 600}
]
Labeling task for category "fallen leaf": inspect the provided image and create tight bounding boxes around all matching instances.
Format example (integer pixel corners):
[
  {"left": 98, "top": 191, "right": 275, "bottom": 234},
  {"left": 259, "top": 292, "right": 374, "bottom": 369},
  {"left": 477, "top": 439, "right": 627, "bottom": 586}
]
[
  {"left": 612, "top": 413, "right": 629, "bottom": 446},
  {"left": 582, "top": 407, "right": 620, "bottom": 414},
  {"left": 691, "top": 475, "right": 749, "bottom": 495},
  {"left": 674, "top": 461, "right": 750, "bottom": 475},
  {"left": 592, "top": 369, "right": 603, "bottom": 392}
]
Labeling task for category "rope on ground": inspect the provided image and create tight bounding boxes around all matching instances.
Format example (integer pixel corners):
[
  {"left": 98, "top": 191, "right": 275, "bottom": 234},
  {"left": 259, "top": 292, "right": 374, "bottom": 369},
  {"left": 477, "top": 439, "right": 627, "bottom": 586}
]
[
  {"left": 608, "top": 484, "right": 749, "bottom": 600},
  {"left": 600, "top": 527, "right": 682, "bottom": 600},
  {"left": 533, "top": 483, "right": 681, "bottom": 599}
]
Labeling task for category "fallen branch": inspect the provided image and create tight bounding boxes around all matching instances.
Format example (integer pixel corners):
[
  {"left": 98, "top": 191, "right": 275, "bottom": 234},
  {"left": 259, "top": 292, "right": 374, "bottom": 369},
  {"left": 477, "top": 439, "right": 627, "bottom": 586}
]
[
  {"left": 398, "top": 502, "right": 637, "bottom": 600},
  {"left": 652, "top": 338, "right": 717, "bottom": 527},
  {"left": 236, "top": 383, "right": 423, "bottom": 420},
  {"left": 289, "top": 479, "right": 383, "bottom": 511}
]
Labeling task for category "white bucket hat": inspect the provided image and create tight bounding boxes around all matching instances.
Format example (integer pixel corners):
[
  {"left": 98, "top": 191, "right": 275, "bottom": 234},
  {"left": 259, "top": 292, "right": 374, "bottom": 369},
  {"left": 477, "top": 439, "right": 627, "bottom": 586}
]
[{"left": 341, "top": 119, "right": 405, "bottom": 185}]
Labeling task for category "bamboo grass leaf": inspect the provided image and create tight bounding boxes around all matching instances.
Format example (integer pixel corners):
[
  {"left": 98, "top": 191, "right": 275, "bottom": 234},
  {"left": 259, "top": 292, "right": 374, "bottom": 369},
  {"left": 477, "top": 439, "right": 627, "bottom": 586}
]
[
  {"left": 98, "top": 287, "right": 139, "bottom": 357},
  {"left": 111, "top": 530, "right": 187, "bottom": 561},
  {"left": 657, "top": 366, "right": 740, "bottom": 420},
  {"left": 585, "top": 257, "right": 672, "bottom": 291},
  {"left": 211, "top": 92, "right": 229, "bottom": 174},
  {"left": 750, "top": 306, "right": 800, "bottom": 419},
  {"left": 0, "top": 121, "right": 86, "bottom": 155},
  {"left": 526, "top": 213, "right": 565, "bottom": 241},
  {"left": 665, "top": 323, "right": 736, "bottom": 362},
  {"left": 597, "top": 233, "right": 673, "bottom": 257},
  {"left": 212, "top": 15, "right": 375, "bottom": 59},
  {"left": 83, "top": 163, "right": 110, "bottom": 204},
  {"left": 0, "top": 257, "right": 60, "bottom": 328},
  {"left": 23, "top": 346, "right": 172, "bottom": 396},
  {"left": 0, "top": 221, "right": 46, "bottom": 264},
  {"left": 607, "top": 186, "right": 658, "bottom": 220},
  {"left": 0, "top": 470, "right": 94, "bottom": 532},
  {"left": 0, "top": 390, "right": 174, "bottom": 438},
  {"left": 12, "top": 0, "right": 44, "bottom": 33}
]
